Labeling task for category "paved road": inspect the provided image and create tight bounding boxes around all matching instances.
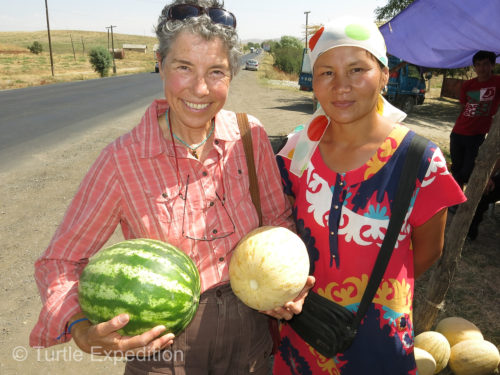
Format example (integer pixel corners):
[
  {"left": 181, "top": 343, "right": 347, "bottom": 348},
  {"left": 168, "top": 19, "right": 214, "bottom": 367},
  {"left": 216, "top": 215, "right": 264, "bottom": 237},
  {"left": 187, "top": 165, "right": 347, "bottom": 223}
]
[
  {"left": 0, "top": 72, "right": 163, "bottom": 157},
  {"left": 0, "top": 54, "right": 263, "bottom": 168}
]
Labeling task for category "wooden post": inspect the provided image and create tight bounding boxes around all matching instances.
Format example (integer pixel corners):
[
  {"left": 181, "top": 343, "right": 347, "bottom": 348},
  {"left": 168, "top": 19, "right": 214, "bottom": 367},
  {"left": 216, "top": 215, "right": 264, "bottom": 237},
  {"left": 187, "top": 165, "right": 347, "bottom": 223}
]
[
  {"left": 44, "top": 0, "right": 55, "bottom": 76},
  {"left": 414, "top": 109, "right": 500, "bottom": 333},
  {"left": 70, "top": 34, "right": 76, "bottom": 61},
  {"left": 110, "top": 25, "right": 117, "bottom": 74},
  {"left": 440, "top": 70, "right": 446, "bottom": 98}
]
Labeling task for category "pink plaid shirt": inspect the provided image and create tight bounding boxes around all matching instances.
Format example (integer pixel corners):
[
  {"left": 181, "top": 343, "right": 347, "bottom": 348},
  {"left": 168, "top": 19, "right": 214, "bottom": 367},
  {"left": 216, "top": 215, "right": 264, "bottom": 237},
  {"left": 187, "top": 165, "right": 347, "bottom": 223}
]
[{"left": 30, "top": 99, "right": 293, "bottom": 348}]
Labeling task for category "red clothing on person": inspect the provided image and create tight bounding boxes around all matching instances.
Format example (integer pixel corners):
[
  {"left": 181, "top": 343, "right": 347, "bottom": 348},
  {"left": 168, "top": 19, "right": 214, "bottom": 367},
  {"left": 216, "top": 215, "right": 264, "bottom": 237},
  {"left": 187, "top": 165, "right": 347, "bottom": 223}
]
[
  {"left": 274, "top": 125, "right": 466, "bottom": 374},
  {"left": 30, "top": 99, "right": 293, "bottom": 348},
  {"left": 452, "top": 75, "right": 500, "bottom": 136}
]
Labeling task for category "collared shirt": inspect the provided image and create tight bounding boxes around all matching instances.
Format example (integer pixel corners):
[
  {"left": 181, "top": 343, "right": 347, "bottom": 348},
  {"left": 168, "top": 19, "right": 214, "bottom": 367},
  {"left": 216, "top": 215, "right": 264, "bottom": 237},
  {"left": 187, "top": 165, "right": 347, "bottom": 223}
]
[{"left": 30, "top": 99, "right": 293, "bottom": 348}]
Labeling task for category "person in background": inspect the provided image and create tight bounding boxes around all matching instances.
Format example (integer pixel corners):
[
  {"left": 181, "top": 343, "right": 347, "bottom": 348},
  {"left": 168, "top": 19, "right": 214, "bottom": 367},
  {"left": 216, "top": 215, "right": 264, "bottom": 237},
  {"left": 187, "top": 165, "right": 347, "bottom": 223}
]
[
  {"left": 273, "top": 17, "right": 466, "bottom": 374},
  {"left": 450, "top": 50, "right": 500, "bottom": 191},
  {"left": 30, "top": 1, "right": 312, "bottom": 374}
]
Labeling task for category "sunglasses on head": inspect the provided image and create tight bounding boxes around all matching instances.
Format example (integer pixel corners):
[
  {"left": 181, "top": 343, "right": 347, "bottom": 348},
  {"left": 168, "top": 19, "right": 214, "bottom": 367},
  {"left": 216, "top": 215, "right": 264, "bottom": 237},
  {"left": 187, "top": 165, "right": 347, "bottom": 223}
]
[{"left": 167, "top": 4, "right": 237, "bottom": 28}]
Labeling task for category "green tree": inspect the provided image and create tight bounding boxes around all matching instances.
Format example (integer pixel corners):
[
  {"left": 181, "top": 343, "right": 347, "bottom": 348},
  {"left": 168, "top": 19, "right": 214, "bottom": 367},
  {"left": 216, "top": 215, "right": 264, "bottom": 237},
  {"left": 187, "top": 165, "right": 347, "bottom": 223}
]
[
  {"left": 277, "top": 36, "right": 303, "bottom": 50},
  {"left": 88, "top": 47, "right": 113, "bottom": 77},
  {"left": 270, "top": 36, "right": 303, "bottom": 75},
  {"left": 27, "top": 41, "right": 43, "bottom": 54},
  {"left": 375, "top": 0, "right": 414, "bottom": 21}
]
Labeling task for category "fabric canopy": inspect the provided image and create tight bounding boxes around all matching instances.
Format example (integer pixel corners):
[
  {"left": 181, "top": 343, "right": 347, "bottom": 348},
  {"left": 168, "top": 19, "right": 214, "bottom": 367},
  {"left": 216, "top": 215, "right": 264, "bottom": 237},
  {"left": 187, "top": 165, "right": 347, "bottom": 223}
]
[{"left": 379, "top": 0, "right": 500, "bottom": 69}]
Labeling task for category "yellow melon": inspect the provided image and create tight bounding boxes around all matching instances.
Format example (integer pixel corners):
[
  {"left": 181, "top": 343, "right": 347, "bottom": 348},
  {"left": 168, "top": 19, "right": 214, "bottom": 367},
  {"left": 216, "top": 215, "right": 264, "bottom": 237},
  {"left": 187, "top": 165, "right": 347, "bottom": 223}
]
[
  {"left": 449, "top": 339, "right": 500, "bottom": 375},
  {"left": 229, "top": 226, "right": 309, "bottom": 310},
  {"left": 414, "top": 347, "right": 437, "bottom": 375},
  {"left": 435, "top": 316, "right": 483, "bottom": 347},
  {"left": 414, "top": 331, "right": 451, "bottom": 373}
]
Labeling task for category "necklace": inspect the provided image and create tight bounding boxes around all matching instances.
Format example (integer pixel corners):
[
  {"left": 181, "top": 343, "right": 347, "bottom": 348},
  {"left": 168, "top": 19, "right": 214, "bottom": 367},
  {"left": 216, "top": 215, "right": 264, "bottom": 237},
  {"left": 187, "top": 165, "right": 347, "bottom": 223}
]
[{"left": 166, "top": 109, "right": 215, "bottom": 159}]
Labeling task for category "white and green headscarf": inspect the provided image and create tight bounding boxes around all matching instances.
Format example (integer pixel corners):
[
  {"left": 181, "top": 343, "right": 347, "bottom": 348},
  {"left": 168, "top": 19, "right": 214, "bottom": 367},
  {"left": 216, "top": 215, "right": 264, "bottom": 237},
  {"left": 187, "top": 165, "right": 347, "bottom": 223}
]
[{"left": 282, "top": 16, "right": 406, "bottom": 177}]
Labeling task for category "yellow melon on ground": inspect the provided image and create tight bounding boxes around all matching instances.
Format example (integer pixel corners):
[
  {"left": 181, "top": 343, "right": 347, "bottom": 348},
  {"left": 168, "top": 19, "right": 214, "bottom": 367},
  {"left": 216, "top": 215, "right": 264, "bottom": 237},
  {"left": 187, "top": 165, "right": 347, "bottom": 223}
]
[
  {"left": 414, "top": 347, "right": 436, "bottom": 375},
  {"left": 414, "top": 331, "right": 451, "bottom": 373},
  {"left": 449, "top": 339, "right": 500, "bottom": 375},
  {"left": 435, "top": 316, "right": 483, "bottom": 347},
  {"left": 229, "top": 226, "right": 309, "bottom": 311}
]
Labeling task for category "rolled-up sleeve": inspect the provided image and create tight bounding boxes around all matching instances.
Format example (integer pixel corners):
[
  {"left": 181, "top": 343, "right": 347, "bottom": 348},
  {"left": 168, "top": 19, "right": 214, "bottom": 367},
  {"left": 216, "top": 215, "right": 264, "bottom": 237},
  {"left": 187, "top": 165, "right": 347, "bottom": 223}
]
[{"left": 30, "top": 147, "right": 122, "bottom": 348}]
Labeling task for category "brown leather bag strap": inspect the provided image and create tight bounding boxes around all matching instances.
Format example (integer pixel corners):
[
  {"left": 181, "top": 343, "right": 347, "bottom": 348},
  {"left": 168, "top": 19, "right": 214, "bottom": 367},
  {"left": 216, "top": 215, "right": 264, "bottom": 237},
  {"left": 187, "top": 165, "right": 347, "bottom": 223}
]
[{"left": 236, "top": 112, "right": 262, "bottom": 226}]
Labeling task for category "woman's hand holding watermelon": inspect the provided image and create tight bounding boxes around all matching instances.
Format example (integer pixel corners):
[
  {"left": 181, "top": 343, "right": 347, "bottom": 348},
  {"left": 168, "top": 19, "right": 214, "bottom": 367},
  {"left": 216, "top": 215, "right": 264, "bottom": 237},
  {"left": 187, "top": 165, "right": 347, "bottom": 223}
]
[
  {"left": 70, "top": 312, "right": 175, "bottom": 356},
  {"left": 261, "top": 275, "right": 315, "bottom": 321}
]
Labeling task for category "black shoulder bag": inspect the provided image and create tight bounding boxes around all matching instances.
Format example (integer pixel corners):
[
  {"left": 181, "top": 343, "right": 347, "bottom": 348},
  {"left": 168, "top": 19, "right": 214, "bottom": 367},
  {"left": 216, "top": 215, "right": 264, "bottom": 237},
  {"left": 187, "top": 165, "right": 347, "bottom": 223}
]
[{"left": 288, "top": 133, "right": 428, "bottom": 358}]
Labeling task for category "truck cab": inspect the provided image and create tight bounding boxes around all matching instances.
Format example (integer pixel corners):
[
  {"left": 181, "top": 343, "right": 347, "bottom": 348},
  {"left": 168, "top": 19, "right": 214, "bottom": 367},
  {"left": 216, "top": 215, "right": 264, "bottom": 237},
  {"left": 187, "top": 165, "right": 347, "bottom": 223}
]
[{"left": 384, "top": 55, "right": 428, "bottom": 113}]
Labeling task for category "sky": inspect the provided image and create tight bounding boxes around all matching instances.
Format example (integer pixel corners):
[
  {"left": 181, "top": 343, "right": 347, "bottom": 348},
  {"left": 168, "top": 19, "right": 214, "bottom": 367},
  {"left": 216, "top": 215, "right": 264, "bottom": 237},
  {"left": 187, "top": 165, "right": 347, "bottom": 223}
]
[{"left": 0, "top": 0, "right": 387, "bottom": 42}]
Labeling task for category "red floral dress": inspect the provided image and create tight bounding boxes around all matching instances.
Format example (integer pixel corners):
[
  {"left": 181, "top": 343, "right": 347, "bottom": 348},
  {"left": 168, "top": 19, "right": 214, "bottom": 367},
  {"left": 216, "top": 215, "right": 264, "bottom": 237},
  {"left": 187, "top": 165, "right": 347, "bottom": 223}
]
[{"left": 274, "top": 125, "right": 466, "bottom": 375}]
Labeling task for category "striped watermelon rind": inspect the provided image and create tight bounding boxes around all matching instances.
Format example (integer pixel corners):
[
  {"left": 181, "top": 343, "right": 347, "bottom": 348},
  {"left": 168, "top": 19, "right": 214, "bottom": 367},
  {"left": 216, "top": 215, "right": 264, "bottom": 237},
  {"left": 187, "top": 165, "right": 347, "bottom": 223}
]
[{"left": 78, "top": 238, "right": 200, "bottom": 336}]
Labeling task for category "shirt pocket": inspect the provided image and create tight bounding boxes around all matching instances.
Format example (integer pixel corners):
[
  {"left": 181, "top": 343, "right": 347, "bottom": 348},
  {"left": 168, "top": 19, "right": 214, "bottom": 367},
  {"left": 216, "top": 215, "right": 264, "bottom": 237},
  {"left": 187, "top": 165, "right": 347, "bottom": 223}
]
[
  {"left": 225, "top": 155, "right": 260, "bottom": 225},
  {"left": 225, "top": 156, "right": 249, "bottom": 203},
  {"left": 145, "top": 185, "right": 184, "bottom": 237}
]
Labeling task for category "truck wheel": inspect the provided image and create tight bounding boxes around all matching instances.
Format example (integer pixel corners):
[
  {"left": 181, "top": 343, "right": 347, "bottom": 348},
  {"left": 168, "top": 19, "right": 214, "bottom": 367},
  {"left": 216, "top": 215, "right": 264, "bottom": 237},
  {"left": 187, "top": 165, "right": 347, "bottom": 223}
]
[{"left": 399, "top": 96, "right": 415, "bottom": 113}]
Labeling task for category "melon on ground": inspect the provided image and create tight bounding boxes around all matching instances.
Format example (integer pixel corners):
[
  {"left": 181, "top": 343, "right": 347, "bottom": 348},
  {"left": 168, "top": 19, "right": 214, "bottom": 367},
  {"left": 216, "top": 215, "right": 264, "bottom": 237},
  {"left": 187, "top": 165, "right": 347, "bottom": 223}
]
[
  {"left": 78, "top": 238, "right": 201, "bottom": 336},
  {"left": 414, "top": 347, "right": 437, "bottom": 375},
  {"left": 449, "top": 339, "right": 500, "bottom": 375},
  {"left": 435, "top": 316, "right": 483, "bottom": 347},
  {"left": 414, "top": 331, "right": 451, "bottom": 373},
  {"left": 229, "top": 226, "right": 309, "bottom": 311}
]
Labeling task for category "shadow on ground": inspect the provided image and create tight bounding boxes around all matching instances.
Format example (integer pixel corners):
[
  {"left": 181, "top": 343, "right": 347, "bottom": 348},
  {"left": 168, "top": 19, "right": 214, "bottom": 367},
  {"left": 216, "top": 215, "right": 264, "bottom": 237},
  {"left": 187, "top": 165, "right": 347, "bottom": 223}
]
[
  {"left": 271, "top": 97, "right": 315, "bottom": 115},
  {"left": 405, "top": 97, "right": 460, "bottom": 130}
]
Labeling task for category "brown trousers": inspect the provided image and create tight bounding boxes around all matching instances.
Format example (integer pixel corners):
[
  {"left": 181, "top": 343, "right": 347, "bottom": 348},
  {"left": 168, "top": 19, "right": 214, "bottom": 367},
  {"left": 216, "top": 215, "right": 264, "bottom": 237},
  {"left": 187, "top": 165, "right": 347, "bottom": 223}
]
[{"left": 124, "top": 283, "right": 272, "bottom": 375}]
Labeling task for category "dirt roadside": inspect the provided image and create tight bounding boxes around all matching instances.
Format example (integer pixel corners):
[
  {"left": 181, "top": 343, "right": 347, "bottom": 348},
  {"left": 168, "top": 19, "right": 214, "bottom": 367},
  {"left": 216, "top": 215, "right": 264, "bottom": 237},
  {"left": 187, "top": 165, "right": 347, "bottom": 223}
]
[{"left": 0, "top": 69, "right": 494, "bottom": 375}]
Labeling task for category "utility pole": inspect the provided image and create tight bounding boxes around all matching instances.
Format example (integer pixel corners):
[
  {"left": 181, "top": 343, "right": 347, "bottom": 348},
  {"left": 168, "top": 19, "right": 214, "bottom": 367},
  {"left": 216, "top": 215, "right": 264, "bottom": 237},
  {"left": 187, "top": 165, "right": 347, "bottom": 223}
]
[
  {"left": 107, "top": 25, "right": 117, "bottom": 74},
  {"left": 304, "top": 11, "right": 311, "bottom": 50},
  {"left": 81, "top": 36, "right": 85, "bottom": 55},
  {"left": 70, "top": 34, "right": 76, "bottom": 61},
  {"left": 44, "top": 0, "right": 55, "bottom": 76}
]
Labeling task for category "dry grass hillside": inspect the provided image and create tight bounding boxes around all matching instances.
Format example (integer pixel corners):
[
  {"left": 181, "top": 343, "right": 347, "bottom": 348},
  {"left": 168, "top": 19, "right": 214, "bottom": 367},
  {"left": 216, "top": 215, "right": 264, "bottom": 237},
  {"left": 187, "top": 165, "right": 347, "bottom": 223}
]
[{"left": 0, "top": 30, "right": 158, "bottom": 90}]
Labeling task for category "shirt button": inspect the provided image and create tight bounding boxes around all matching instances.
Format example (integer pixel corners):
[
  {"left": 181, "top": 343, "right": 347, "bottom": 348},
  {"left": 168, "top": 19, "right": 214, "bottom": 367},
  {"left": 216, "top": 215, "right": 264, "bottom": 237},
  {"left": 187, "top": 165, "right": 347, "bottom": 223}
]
[
  {"left": 238, "top": 169, "right": 242, "bottom": 174},
  {"left": 339, "top": 182, "right": 344, "bottom": 186},
  {"left": 216, "top": 289, "right": 222, "bottom": 296},
  {"left": 334, "top": 205, "right": 339, "bottom": 210},
  {"left": 330, "top": 231, "right": 335, "bottom": 235},
  {"left": 218, "top": 257, "right": 224, "bottom": 262},
  {"left": 202, "top": 171, "right": 208, "bottom": 177},
  {"left": 332, "top": 255, "right": 336, "bottom": 258},
  {"left": 215, "top": 140, "right": 219, "bottom": 145},
  {"left": 162, "top": 193, "right": 168, "bottom": 198},
  {"left": 213, "top": 229, "right": 218, "bottom": 234},
  {"left": 209, "top": 201, "right": 215, "bottom": 207}
]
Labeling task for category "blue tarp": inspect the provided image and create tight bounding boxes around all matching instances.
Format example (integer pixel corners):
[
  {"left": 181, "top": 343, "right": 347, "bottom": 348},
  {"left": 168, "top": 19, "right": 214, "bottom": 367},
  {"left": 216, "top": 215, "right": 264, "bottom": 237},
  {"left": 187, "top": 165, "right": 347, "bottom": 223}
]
[{"left": 379, "top": 0, "right": 500, "bottom": 69}]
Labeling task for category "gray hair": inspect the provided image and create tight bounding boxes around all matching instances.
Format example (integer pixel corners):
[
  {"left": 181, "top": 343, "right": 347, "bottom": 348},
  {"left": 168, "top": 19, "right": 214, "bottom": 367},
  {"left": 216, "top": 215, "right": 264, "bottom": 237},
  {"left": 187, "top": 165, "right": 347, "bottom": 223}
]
[{"left": 155, "top": 0, "right": 241, "bottom": 78}]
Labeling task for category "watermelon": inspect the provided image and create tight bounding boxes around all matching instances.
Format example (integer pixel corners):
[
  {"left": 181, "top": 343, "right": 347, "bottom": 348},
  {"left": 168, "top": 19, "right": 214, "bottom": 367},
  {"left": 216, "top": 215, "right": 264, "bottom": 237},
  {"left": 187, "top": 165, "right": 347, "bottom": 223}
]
[{"left": 78, "top": 238, "right": 200, "bottom": 336}]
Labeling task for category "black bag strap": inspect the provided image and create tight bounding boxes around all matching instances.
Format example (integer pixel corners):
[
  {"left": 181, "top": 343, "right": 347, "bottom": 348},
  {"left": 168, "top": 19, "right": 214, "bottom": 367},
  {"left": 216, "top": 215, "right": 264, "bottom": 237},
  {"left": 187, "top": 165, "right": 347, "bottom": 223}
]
[
  {"left": 353, "top": 133, "right": 428, "bottom": 328},
  {"left": 236, "top": 112, "right": 263, "bottom": 226}
]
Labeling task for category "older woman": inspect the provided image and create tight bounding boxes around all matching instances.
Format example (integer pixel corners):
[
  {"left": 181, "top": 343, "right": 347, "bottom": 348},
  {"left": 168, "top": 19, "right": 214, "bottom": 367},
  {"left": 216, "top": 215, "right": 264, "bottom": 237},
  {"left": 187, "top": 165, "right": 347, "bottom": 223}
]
[
  {"left": 30, "top": 1, "right": 311, "bottom": 373},
  {"left": 273, "top": 17, "right": 466, "bottom": 374}
]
